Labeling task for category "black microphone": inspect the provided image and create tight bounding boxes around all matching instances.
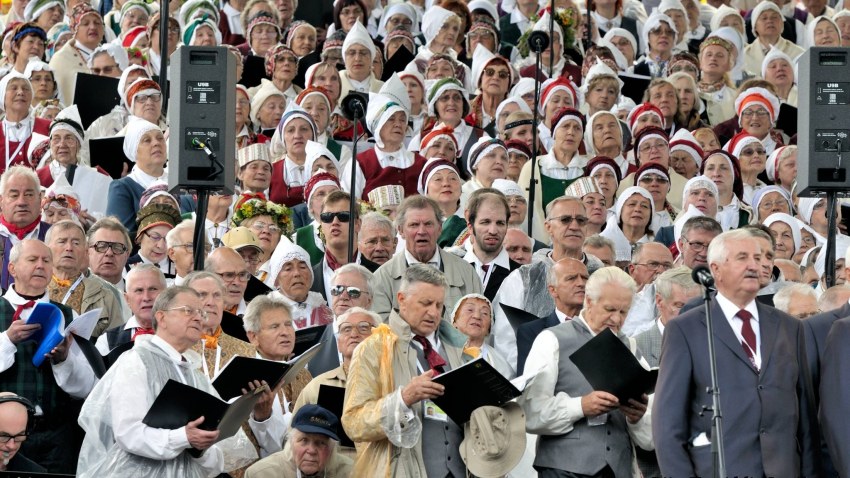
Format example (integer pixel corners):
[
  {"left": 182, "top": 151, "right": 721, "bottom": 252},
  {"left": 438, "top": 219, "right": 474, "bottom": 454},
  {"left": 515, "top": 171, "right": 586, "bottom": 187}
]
[
  {"left": 341, "top": 92, "right": 368, "bottom": 121},
  {"left": 528, "top": 31, "right": 550, "bottom": 53},
  {"left": 691, "top": 265, "right": 715, "bottom": 288}
]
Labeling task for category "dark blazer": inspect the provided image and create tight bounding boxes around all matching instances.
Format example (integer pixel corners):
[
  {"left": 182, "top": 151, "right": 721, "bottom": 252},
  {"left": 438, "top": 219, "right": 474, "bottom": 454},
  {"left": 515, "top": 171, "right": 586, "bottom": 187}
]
[
  {"left": 819, "top": 317, "right": 850, "bottom": 477},
  {"left": 310, "top": 256, "right": 380, "bottom": 302},
  {"left": 515, "top": 310, "right": 559, "bottom": 375},
  {"left": 653, "top": 297, "right": 819, "bottom": 477},
  {"left": 306, "top": 324, "right": 340, "bottom": 377},
  {"left": 290, "top": 203, "right": 311, "bottom": 230},
  {"left": 654, "top": 226, "right": 674, "bottom": 248},
  {"left": 482, "top": 259, "right": 520, "bottom": 303}
]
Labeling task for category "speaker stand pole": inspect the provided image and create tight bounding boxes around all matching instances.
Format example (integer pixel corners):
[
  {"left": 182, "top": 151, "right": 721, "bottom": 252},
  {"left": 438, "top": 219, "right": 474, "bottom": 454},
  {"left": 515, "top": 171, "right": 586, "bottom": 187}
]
[
  {"left": 701, "top": 282, "right": 726, "bottom": 478},
  {"left": 158, "top": 0, "right": 168, "bottom": 115},
  {"left": 527, "top": 48, "right": 544, "bottom": 238},
  {"left": 192, "top": 188, "right": 210, "bottom": 271},
  {"left": 347, "top": 113, "right": 361, "bottom": 263},
  {"left": 825, "top": 190, "right": 838, "bottom": 288}
]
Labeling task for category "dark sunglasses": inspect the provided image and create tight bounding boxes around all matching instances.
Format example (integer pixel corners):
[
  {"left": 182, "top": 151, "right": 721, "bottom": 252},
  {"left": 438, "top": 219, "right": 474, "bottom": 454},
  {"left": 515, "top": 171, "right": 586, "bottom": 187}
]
[
  {"left": 320, "top": 211, "right": 351, "bottom": 223},
  {"left": 330, "top": 285, "right": 366, "bottom": 298},
  {"left": 547, "top": 215, "right": 589, "bottom": 226}
]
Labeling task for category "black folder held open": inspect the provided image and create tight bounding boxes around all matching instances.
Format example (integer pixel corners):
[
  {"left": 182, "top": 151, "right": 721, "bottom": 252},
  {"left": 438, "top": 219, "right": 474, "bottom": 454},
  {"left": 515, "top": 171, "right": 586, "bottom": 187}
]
[
  {"left": 431, "top": 357, "right": 521, "bottom": 424},
  {"left": 316, "top": 385, "right": 354, "bottom": 448},
  {"left": 568, "top": 328, "right": 658, "bottom": 404}
]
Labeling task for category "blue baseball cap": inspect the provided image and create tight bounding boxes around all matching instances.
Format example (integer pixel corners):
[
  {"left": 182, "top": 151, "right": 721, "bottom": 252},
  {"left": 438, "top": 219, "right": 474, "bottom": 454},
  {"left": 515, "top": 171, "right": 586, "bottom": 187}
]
[{"left": 291, "top": 405, "right": 340, "bottom": 441}]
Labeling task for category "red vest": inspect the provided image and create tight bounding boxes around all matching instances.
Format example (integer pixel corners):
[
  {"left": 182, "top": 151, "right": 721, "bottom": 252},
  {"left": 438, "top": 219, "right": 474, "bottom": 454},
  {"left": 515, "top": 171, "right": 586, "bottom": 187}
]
[
  {"left": 269, "top": 160, "right": 306, "bottom": 207},
  {"left": 357, "top": 148, "right": 426, "bottom": 200},
  {"left": 0, "top": 117, "right": 50, "bottom": 175}
]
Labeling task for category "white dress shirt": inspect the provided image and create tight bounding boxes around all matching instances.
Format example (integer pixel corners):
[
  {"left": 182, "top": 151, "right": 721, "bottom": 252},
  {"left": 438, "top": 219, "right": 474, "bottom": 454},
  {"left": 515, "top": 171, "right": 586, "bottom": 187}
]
[
  {"left": 341, "top": 147, "right": 415, "bottom": 199},
  {"left": 95, "top": 315, "right": 141, "bottom": 355},
  {"left": 510, "top": 8, "right": 531, "bottom": 33},
  {"left": 403, "top": 248, "right": 441, "bottom": 269},
  {"left": 128, "top": 166, "right": 168, "bottom": 190},
  {"left": 716, "top": 292, "right": 761, "bottom": 369},
  {"left": 222, "top": 2, "right": 243, "bottom": 35},
  {"left": 539, "top": 152, "right": 587, "bottom": 180},
  {"left": 463, "top": 247, "right": 511, "bottom": 288},
  {"left": 283, "top": 156, "right": 307, "bottom": 187}
]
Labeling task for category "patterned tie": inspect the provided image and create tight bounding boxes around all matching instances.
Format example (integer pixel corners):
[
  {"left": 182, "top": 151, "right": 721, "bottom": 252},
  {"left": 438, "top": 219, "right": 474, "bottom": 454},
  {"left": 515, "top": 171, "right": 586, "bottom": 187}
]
[
  {"left": 12, "top": 301, "right": 35, "bottom": 322},
  {"left": 737, "top": 309, "right": 758, "bottom": 368},
  {"left": 413, "top": 335, "right": 447, "bottom": 376}
]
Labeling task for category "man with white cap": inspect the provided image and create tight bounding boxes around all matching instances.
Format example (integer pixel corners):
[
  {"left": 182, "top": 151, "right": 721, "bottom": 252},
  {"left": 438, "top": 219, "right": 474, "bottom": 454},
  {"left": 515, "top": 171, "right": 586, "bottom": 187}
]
[
  {"left": 341, "top": 74, "right": 426, "bottom": 200},
  {"left": 237, "top": 143, "right": 273, "bottom": 196},
  {"left": 743, "top": 2, "right": 804, "bottom": 76},
  {"left": 339, "top": 21, "right": 383, "bottom": 101}
]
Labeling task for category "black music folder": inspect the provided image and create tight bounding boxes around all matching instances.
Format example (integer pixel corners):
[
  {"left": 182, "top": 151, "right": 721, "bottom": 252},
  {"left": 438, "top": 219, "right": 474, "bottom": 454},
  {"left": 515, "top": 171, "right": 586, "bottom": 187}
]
[
  {"left": 431, "top": 357, "right": 521, "bottom": 424},
  {"left": 89, "top": 137, "right": 133, "bottom": 180},
  {"left": 74, "top": 73, "right": 120, "bottom": 129},
  {"left": 316, "top": 384, "right": 354, "bottom": 447},
  {"left": 212, "top": 342, "right": 323, "bottom": 400}
]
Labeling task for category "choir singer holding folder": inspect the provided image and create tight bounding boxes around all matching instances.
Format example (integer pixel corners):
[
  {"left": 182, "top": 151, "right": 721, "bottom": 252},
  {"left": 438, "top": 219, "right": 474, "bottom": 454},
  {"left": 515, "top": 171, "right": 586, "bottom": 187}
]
[{"left": 77, "top": 286, "right": 256, "bottom": 477}]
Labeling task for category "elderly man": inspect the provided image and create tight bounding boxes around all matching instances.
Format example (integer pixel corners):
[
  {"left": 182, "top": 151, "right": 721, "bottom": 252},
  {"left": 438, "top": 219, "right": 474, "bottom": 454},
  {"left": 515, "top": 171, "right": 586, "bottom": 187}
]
[
  {"left": 312, "top": 191, "right": 379, "bottom": 301},
  {"left": 358, "top": 212, "right": 397, "bottom": 265},
  {"left": 1, "top": 239, "right": 96, "bottom": 472},
  {"left": 372, "top": 195, "right": 482, "bottom": 323},
  {"left": 583, "top": 235, "right": 617, "bottom": 267},
  {"left": 622, "top": 242, "right": 675, "bottom": 336},
  {"left": 493, "top": 196, "right": 604, "bottom": 375},
  {"left": 86, "top": 217, "right": 132, "bottom": 292},
  {"left": 166, "top": 220, "right": 210, "bottom": 285},
  {"left": 77, "top": 286, "right": 248, "bottom": 477},
  {"left": 817, "top": 285, "right": 850, "bottom": 313},
  {"left": 96, "top": 264, "right": 165, "bottom": 356},
  {"left": 819, "top": 315, "right": 850, "bottom": 477},
  {"left": 241, "top": 295, "right": 313, "bottom": 458},
  {"left": 343, "top": 265, "right": 467, "bottom": 477},
  {"left": 45, "top": 220, "right": 124, "bottom": 337},
  {"left": 519, "top": 267, "right": 652, "bottom": 478},
  {"left": 206, "top": 247, "right": 251, "bottom": 315},
  {"left": 0, "top": 166, "right": 51, "bottom": 290},
  {"left": 463, "top": 190, "right": 519, "bottom": 301},
  {"left": 654, "top": 229, "right": 818, "bottom": 477},
  {"left": 504, "top": 228, "right": 533, "bottom": 265},
  {"left": 0, "top": 393, "right": 44, "bottom": 472},
  {"left": 515, "top": 258, "right": 588, "bottom": 375},
  {"left": 773, "top": 283, "right": 819, "bottom": 320},
  {"left": 676, "top": 216, "right": 722, "bottom": 269},
  {"left": 222, "top": 226, "right": 264, "bottom": 275},
  {"left": 244, "top": 404, "right": 353, "bottom": 478}
]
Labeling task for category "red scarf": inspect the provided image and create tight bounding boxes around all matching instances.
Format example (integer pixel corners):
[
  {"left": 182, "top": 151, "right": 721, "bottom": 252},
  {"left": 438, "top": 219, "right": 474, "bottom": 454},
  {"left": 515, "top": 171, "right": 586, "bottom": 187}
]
[
  {"left": 0, "top": 216, "right": 39, "bottom": 240},
  {"left": 325, "top": 249, "right": 351, "bottom": 272}
]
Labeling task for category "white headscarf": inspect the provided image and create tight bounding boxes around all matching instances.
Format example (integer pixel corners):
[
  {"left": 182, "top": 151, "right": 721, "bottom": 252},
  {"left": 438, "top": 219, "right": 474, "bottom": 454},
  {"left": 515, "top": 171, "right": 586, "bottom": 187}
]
[
  {"left": 122, "top": 118, "right": 160, "bottom": 162},
  {"left": 600, "top": 186, "right": 655, "bottom": 261}
]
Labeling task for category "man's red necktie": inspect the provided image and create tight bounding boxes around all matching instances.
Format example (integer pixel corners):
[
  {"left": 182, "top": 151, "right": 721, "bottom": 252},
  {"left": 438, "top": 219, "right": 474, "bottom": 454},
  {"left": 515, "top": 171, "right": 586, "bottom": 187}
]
[{"left": 413, "top": 335, "right": 447, "bottom": 376}]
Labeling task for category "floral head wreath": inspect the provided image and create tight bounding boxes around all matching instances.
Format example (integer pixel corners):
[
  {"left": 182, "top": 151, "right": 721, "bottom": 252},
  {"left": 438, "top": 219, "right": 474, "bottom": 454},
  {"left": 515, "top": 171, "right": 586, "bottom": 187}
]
[{"left": 231, "top": 197, "right": 294, "bottom": 236}]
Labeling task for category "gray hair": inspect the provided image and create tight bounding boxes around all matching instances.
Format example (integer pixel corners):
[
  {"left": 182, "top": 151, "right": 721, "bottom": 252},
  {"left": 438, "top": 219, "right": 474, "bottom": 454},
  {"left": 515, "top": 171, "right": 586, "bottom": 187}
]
[
  {"left": 183, "top": 270, "right": 225, "bottom": 293},
  {"left": 166, "top": 220, "right": 196, "bottom": 248},
  {"left": 361, "top": 211, "right": 394, "bottom": 234},
  {"left": 0, "top": 165, "right": 39, "bottom": 196},
  {"left": 335, "top": 306, "right": 382, "bottom": 326},
  {"left": 286, "top": 427, "right": 338, "bottom": 449},
  {"left": 681, "top": 216, "right": 722, "bottom": 240},
  {"left": 584, "top": 266, "right": 637, "bottom": 303},
  {"left": 655, "top": 266, "right": 699, "bottom": 300},
  {"left": 242, "top": 294, "right": 293, "bottom": 334},
  {"left": 819, "top": 285, "right": 850, "bottom": 312},
  {"left": 8, "top": 239, "right": 51, "bottom": 264},
  {"left": 332, "top": 263, "right": 374, "bottom": 295},
  {"left": 584, "top": 234, "right": 616, "bottom": 253},
  {"left": 87, "top": 216, "right": 132, "bottom": 250},
  {"left": 545, "top": 195, "right": 584, "bottom": 217},
  {"left": 44, "top": 220, "right": 86, "bottom": 245},
  {"left": 152, "top": 286, "right": 199, "bottom": 330},
  {"left": 707, "top": 229, "right": 755, "bottom": 267},
  {"left": 126, "top": 263, "right": 167, "bottom": 290},
  {"left": 399, "top": 263, "right": 448, "bottom": 295},
  {"left": 394, "top": 195, "right": 444, "bottom": 231},
  {"left": 773, "top": 283, "right": 818, "bottom": 315}
]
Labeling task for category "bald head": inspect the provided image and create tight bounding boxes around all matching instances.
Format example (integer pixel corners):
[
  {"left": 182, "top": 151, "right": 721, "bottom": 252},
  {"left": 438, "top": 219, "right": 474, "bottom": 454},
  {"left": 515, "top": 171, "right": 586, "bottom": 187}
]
[
  {"left": 0, "top": 392, "right": 30, "bottom": 458},
  {"left": 8, "top": 240, "right": 52, "bottom": 296},
  {"left": 504, "top": 228, "right": 533, "bottom": 265},
  {"left": 206, "top": 247, "right": 251, "bottom": 309},
  {"left": 629, "top": 242, "right": 674, "bottom": 289},
  {"left": 547, "top": 258, "right": 589, "bottom": 316}
]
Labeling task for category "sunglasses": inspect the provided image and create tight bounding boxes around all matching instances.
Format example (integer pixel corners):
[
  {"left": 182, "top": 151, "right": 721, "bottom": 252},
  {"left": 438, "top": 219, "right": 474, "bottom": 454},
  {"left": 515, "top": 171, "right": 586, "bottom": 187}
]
[
  {"left": 330, "top": 285, "right": 367, "bottom": 298},
  {"left": 320, "top": 211, "right": 351, "bottom": 223},
  {"left": 547, "top": 214, "right": 589, "bottom": 226}
]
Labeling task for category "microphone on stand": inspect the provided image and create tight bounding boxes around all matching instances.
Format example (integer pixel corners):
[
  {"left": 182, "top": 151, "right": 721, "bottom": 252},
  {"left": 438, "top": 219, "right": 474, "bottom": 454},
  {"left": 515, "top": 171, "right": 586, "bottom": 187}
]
[
  {"left": 341, "top": 93, "right": 368, "bottom": 121},
  {"left": 528, "top": 31, "right": 550, "bottom": 54},
  {"left": 691, "top": 266, "right": 715, "bottom": 288},
  {"left": 525, "top": 31, "right": 549, "bottom": 238}
]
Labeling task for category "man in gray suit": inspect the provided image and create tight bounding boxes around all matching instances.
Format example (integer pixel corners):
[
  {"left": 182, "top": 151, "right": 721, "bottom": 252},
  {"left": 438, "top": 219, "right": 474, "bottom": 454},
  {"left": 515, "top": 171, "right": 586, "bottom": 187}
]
[
  {"left": 819, "top": 316, "right": 850, "bottom": 477},
  {"left": 519, "top": 267, "right": 653, "bottom": 477},
  {"left": 653, "top": 229, "right": 819, "bottom": 477}
]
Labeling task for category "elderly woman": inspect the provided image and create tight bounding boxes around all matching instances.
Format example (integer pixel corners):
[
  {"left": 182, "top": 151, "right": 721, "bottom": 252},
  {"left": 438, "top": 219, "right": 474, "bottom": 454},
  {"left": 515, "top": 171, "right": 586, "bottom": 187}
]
[
  {"left": 182, "top": 16, "right": 220, "bottom": 46},
  {"left": 41, "top": 187, "right": 84, "bottom": 225},
  {"left": 634, "top": 162, "right": 677, "bottom": 229},
  {"left": 87, "top": 44, "right": 128, "bottom": 78},
  {"left": 268, "top": 241, "right": 334, "bottom": 327},
  {"left": 582, "top": 60, "right": 621, "bottom": 118},
  {"left": 600, "top": 186, "right": 655, "bottom": 265},
  {"left": 764, "top": 212, "right": 801, "bottom": 262},
  {"left": 9, "top": 23, "right": 47, "bottom": 75},
  {"left": 462, "top": 136, "right": 509, "bottom": 203},
  {"left": 232, "top": 195, "right": 293, "bottom": 282},
  {"left": 414, "top": 6, "right": 470, "bottom": 89},
  {"left": 633, "top": 13, "right": 677, "bottom": 78},
  {"left": 743, "top": 2, "right": 804, "bottom": 76},
  {"left": 125, "top": 202, "right": 180, "bottom": 276},
  {"left": 49, "top": 4, "right": 103, "bottom": 105},
  {"left": 762, "top": 48, "right": 797, "bottom": 107},
  {"left": 268, "top": 105, "right": 318, "bottom": 207},
  {"left": 399, "top": 71, "right": 427, "bottom": 136},
  {"left": 733, "top": 87, "right": 784, "bottom": 156},
  {"left": 502, "top": 111, "right": 534, "bottom": 148},
  {"left": 751, "top": 185, "right": 792, "bottom": 224},
  {"left": 669, "top": 72, "right": 706, "bottom": 131},
  {"left": 306, "top": 62, "right": 342, "bottom": 108},
  {"left": 295, "top": 87, "right": 352, "bottom": 170},
  {"left": 727, "top": 131, "right": 767, "bottom": 204},
  {"left": 452, "top": 294, "right": 514, "bottom": 378},
  {"left": 264, "top": 44, "right": 301, "bottom": 102},
  {"left": 669, "top": 128, "right": 704, "bottom": 180},
  {"left": 697, "top": 33, "right": 738, "bottom": 126},
  {"left": 339, "top": 22, "right": 383, "bottom": 101},
  {"left": 505, "top": 140, "right": 531, "bottom": 182},
  {"left": 251, "top": 80, "right": 287, "bottom": 138},
  {"left": 643, "top": 78, "right": 681, "bottom": 134},
  {"left": 236, "top": 85, "right": 268, "bottom": 149},
  {"left": 585, "top": 110, "right": 631, "bottom": 179},
  {"left": 701, "top": 149, "right": 751, "bottom": 230},
  {"left": 466, "top": 46, "right": 511, "bottom": 135},
  {"left": 294, "top": 169, "right": 341, "bottom": 265},
  {"left": 495, "top": 97, "right": 531, "bottom": 138},
  {"left": 519, "top": 107, "right": 586, "bottom": 242},
  {"left": 238, "top": 13, "right": 281, "bottom": 58},
  {"left": 286, "top": 20, "right": 317, "bottom": 58},
  {"left": 417, "top": 158, "right": 465, "bottom": 248},
  {"left": 808, "top": 16, "right": 841, "bottom": 48},
  {"left": 419, "top": 123, "right": 459, "bottom": 164},
  {"left": 585, "top": 155, "right": 621, "bottom": 209},
  {"left": 85, "top": 65, "right": 149, "bottom": 140},
  {"left": 0, "top": 73, "right": 50, "bottom": 174},
  {"left": 106, "top": 119, "right": 169, "bottom": 231},
  {"left": 36, "top": 105, "right": 108, "bottom": 191},
  {"left": 332, "top": 0, "right": 367, "bottom": 34},
  {"left": 538, "top": 78, "right": 579, "bottom": 145},
  {"left": 376, "top": 2, "right": 417, "bottom": 42},
  {"left": 656, "top": 175, "right": 719, "bottom": 247},
  {"left": 119, "top": 77, "right": 164, "bottom": 133}
]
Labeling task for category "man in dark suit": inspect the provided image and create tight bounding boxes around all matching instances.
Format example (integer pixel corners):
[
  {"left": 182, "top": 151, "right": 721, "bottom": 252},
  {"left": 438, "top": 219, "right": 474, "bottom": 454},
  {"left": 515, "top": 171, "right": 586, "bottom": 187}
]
[
  {"left": 819, "top": 316, "right": 850, "bottom": 477},
  {"left": 461, "top": 190, "right": 520, "bottom": 302},
  {"left": 515, "top": 258, "right": 586, "bottom": 374},
  {"left": 653, "top": 229, "right": 819, "bottom": 477},
  {"left": 310, "top": 191, "right": 379, "bottom": 301}
]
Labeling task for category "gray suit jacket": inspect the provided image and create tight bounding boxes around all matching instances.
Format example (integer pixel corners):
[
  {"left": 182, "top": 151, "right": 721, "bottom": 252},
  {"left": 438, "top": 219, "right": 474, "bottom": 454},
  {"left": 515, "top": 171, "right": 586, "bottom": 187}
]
[
  {"left": 633, "top": 322, "right": 662, "bottom": 368},
  {"left": 820, "top": 317, "right": 850, "bottom": 477},
  {"left": 652, "top": 297, "right": 819, "bottom": 478}
]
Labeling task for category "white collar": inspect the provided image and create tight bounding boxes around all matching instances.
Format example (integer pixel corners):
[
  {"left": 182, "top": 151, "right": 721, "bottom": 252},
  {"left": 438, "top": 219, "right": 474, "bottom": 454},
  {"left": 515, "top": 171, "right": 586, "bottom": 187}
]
[
  {"left": 463, "top": 245, "right": 511, "bottom": 270},
  {"left": 347, "top": 72, "right": 373, "bottom": 91},
  {"left": 555, "top": 309, "right": 570, "bottom": 324},
  {"left": 575, "top": 311, "right": 598, "bottom": 336},
  {"left": 123, "top": 315, "right": 142, "bottom": 330},
  {"left": 591, "top": 11, "right": 620, "bottom": 29},
  {"left": 410, "top": 330, "right": 440, "bottom": 352},
  {"left": 375, "top": 146, "right": 412, "bottom": 164},
  {"left": 150, "top": 335, "right": 186, "bottom": 362},
  {"left": 3, "top": 287, "right": 48, "bottom": 307},
  {"left": 404, "top": 248, "right": 441, "bottom": 268},
  {"left": 237, "top": 124, "right": 250, "bottom": 138},
  {"left": 510, "top": 8, "right": 529, "bottom": 24},
  {"left": 128, "top": 166, "right": 167, "bottom": 189},
  {"left": 656, "top": 319, "right": 665, "bottom": 336},
  {"left": 715, "top": 291, "right": 759, "bottom": 323},
  {"left": 74, "top": 40, "right": 95, "bottom": 59}
]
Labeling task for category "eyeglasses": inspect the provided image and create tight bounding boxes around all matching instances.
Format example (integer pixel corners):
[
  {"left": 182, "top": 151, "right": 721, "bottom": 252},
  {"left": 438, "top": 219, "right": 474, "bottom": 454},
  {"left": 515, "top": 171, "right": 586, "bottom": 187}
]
[
  {"left": 338, "top": 321, "right": 375, "bottom": 336},
  {"left": 250, "top": 221, "right": 281, "bottom": 234},
  {"left": 650, "top": 27, "right": 675, "bottom": 37},
  {"left": 638, "top": 141, "right": 668, "bottom": 153},
  {"left": 759, "top": 200, "right": 787, "bottom": 210},
  {"left": 634, "top": 261, "right": 673, "bottom": 270},
  {"left": 144, "top": 231, "right": 166, "bottom": 243},
  {"left": 320, "top": 211, "right": 351, "bottom": 223},
  {"left": 90, "top": 241, "right": 128, "bottom": 254},
  {"left": 484, "top": 68, "right": 510, "bottom": 79},
  {"left": 218, "top": 271, "right": 252, "bottom": 282},
  {"left": 173, "top": 243, "right": 211, "bottom": 254},
  {"left": 0, "top": 433, "right": 27, "bottom": 444},
  {"left": 275, "top": 54, "right": 298, "bottom": 64},
  {"left": 740, "top": 147, "right": 767, "bottom": 156},
  {"left": 134, "top": 92, "right": 162, "bottom": 104},
  {"left": 639, "top": 176, "right": 669, "bottom": 184},
  {"left": 165, "top": 305, "right": 208, "bottom": 320},
  {"left": 345, "top": 48, "right": 371, "bottom": 59},
  {"left": 682, "top": 237, "right": 709, "bottom": 252},
  {"left": 330, "top": 285, "right": 368, "bottom": 298},
  {"left": 741, "top": 109, "right": 770, "bottom": 119},
  {"left": 547, "top": 215, "right": 589, "bottom": 226},
  {"left": 468, "top": 30, "right": 495, "bottom": 41},
  {"left": 507, "top": 196, "right": 527, "bottom": 206}
]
